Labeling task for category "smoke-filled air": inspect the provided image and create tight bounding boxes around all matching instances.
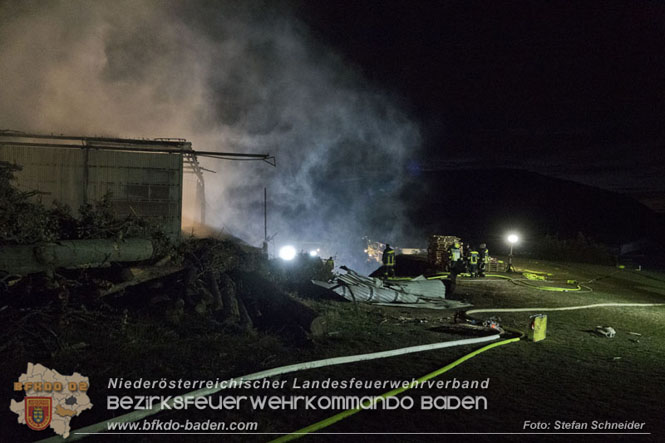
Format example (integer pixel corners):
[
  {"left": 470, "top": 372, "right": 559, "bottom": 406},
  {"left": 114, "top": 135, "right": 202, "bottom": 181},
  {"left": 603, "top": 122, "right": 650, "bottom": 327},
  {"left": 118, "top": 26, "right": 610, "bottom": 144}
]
[{"left": 0, "top": 0, "right": 421, "bottom": 272}]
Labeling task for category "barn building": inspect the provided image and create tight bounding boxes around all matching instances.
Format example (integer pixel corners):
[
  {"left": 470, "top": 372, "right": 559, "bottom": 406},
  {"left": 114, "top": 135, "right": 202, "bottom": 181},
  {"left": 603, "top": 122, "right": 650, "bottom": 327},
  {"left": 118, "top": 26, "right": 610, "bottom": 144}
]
[{"left": 0, "top": 132, "right": 206, "bottom": 238}]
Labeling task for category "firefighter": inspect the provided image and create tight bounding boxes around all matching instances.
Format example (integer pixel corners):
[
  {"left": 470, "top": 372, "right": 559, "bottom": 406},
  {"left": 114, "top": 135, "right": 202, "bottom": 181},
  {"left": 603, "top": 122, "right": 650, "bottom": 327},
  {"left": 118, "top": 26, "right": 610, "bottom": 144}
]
[
  {"left": 324, "top": 256, "right": 335, "bottom": 275},
  {"left": 447, "top": 241, "right": 465, "bottom": 291},
  {"left": 468, "top": 246, "right": 479, "bottom": 278},
  {"left": 382, "top": 244, "right": 396, "bottom": 278},
  {"left": 478, "top": 243, "right": 489, "bottom": 277},
  {"left": 448, "top": 241, "right": 462, "bottom": 272}
]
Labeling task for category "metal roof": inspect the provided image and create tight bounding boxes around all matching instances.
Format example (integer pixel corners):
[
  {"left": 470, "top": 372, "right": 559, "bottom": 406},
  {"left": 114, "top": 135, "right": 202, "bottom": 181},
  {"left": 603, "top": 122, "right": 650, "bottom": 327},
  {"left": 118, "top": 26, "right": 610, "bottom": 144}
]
[{"left": 0, "top": 130, "right": 275, "bottom": 165}]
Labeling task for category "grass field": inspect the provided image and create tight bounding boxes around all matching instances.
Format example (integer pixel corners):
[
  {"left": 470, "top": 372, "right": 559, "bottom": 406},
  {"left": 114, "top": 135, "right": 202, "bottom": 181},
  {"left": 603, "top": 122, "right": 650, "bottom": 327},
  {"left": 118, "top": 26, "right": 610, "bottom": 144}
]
[
  {"left": 3, "top": 257, "right": 665, "bottom": 442},
  {"left": 254, "top": 258, "right": 665, "bottom": 441}
]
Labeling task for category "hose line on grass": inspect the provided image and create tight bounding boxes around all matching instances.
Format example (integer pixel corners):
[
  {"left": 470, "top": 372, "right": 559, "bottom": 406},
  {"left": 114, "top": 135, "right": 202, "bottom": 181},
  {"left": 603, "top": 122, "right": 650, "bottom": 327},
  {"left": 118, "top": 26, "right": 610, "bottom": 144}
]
[
  {"left": 268, "top": 286, "right": 665, "bottom": 440},
  {"left": 38, "top": 334, "right": 502, "bottom": 442},
  {"left": 481, "top": 273, "right": 590, "bottom": 292},
  {"left": 270, "top": 336, "right": 522, "bottom": 443},
  {"left": 466, "top": 302, "right": 665, "bottom": 316},
  {"left": 272, "top": 299, "right": 665, "bottom": 441},
  {"left": 428, "top": 272, "right": 589, "bottom": 292}
]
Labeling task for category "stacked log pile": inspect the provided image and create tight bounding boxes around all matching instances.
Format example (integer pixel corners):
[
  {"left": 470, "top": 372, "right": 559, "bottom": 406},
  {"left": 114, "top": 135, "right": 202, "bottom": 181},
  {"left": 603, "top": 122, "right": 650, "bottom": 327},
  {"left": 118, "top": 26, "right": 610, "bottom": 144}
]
[{"left": 427, "top": 235, "right": 461, "bottom": 270}]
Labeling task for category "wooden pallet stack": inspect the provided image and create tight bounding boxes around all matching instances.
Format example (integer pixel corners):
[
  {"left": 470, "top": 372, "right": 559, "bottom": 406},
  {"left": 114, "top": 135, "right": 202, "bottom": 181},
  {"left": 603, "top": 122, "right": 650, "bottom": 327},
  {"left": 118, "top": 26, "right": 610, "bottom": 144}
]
[{"left": 427, "top": 235, "right": 461, "bottom": 270}]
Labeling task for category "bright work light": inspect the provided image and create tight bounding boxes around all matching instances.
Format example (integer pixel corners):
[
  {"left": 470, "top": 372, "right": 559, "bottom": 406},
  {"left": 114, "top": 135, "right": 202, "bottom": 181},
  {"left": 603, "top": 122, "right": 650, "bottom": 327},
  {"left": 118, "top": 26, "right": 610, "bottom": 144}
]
[
  {"left": 279, "top": 245, "right": 297, "bottom": 261},
  {"left": 506, "top": 233, "right": 519, "bottom": 272}
]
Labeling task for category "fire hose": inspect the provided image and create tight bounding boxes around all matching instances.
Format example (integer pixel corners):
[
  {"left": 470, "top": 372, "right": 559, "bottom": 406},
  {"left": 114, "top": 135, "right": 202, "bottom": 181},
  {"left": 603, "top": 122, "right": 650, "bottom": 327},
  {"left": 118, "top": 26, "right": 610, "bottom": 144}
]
[
  {"left": 270, "top": 335, "right": 522, "bottom": 442},
  {"left": 467, "top": 302, "right": 665, "bottom": 316},
  {"left": 274, "top": 301, "right": 665, "bottom": 441},
  {"left": 38, "top": 334, "right": 503, "bottom": 442},
  {"left": 427, "top": 272, "right": 591, "bottom": 292}
]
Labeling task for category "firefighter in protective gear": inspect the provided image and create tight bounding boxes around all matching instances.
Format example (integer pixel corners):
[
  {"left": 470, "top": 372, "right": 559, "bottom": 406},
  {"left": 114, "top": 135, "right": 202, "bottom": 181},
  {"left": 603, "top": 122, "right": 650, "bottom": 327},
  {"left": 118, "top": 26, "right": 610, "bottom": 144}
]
[
  {"left": 478, "top": 243, "right": 489, "bottom": 277},
  {"left": 468, "top": 247, "right": 479, "bottom": 278},
  {"left": 448, "top": 241, "right": 462, "bottom": 272},
  {"left": 324, "top": 256, "right": 335, "bottom": 276},
  {"left": 382, "top": 244, "right": 396, "bottom": 278}
]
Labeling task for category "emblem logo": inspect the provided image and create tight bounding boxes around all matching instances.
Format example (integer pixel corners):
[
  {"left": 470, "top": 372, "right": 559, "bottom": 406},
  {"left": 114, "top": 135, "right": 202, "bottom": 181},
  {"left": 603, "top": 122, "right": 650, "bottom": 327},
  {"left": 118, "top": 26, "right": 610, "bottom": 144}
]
[{"left": 25, "top": 397, "right": 52, "bottom": 431}]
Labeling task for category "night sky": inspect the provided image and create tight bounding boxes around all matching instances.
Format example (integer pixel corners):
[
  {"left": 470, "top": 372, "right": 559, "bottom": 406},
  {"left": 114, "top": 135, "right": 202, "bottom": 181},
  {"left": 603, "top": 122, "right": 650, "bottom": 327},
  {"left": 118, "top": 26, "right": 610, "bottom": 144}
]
[{"left": 296, "top": 1, "right": 665, "bottom": 212}]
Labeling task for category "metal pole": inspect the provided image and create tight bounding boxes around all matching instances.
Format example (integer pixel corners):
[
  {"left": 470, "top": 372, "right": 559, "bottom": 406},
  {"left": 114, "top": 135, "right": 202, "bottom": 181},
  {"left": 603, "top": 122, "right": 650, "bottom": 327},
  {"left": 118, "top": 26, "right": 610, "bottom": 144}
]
[
  {"left": 507, "top": 244, "right": 514, "bottom": 272},
  {"left": 262, "top": 187, "right": 268, "bottom": 257}
]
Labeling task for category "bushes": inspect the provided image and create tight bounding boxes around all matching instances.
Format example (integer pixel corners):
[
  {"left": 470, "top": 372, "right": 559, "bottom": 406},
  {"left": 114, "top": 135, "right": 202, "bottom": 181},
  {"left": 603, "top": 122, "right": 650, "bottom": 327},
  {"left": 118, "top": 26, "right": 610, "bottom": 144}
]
[
  {"left": 0, "top": 161, "right": 57, "bottom": 244},
  {"left": 0, "top": 161, "right": 173, "bottom": 257}
]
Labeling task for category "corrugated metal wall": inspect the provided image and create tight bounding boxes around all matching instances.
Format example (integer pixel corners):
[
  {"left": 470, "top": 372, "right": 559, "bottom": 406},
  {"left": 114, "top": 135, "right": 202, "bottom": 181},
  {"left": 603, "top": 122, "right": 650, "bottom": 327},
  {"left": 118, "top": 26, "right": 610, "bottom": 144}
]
[
  {"left": 0, "top": 145, "right": 183, "bottom": 237},
  {"left": 1, "top": 146, "right": 87, "bottom": 206}
]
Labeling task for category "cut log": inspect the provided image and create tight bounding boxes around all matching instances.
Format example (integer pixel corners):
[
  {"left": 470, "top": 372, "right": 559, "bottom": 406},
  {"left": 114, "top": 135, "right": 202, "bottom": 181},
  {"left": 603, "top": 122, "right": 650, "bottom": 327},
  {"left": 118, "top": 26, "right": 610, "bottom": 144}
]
[
  {"left": 236, "top": 296, "right": 254, "bottom": 329},
  {"left": 182, "top": 267, "right": 197, "bottom": 306},
  {"left": 218, "top": 272, "right": 240, "bottom": 320},
  {"left": 0, "top": 238, "right": 154, "bottom": 275},
  {"left": 206, "top": 271, "right": 224, "bottom": 311}
]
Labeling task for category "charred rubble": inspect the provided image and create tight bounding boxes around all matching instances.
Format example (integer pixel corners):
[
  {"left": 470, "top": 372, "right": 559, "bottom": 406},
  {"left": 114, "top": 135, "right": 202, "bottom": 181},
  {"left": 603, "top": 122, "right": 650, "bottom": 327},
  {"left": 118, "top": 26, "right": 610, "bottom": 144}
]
[{"left": 0, "top": 161, "right": 330, "bottom": 363}]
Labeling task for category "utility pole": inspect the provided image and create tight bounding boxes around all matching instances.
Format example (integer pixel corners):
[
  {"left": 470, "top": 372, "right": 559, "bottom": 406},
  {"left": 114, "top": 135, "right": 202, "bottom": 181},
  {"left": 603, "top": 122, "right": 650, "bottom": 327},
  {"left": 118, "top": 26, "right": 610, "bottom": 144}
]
[{"left": 262, "top": 187, "right": 268, "bottom": 257}]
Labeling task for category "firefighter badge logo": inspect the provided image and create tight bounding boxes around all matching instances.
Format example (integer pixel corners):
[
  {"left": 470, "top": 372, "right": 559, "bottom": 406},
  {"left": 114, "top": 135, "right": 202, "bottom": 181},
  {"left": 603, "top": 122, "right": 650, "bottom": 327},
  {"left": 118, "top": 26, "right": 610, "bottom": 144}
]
[
  {"left": 10, "top": 363, "right": 93, "bottom": 438},
  {"left": 25, "top": 397, "right": 52, "bottom": 431}
]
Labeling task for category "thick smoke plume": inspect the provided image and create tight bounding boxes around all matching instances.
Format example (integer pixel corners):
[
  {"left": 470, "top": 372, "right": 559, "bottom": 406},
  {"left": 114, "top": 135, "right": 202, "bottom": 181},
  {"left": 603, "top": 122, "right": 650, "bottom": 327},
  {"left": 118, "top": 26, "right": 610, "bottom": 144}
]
[{"left": 0, "top": 0, "right": 421, "bottom": 271}]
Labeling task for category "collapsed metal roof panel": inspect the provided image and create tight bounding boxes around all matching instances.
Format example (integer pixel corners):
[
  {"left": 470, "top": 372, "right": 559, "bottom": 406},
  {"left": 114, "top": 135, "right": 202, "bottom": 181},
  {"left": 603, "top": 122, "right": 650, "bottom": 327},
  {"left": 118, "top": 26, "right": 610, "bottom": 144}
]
[{"left": 313, "top": 268, "right": 448, "bottom": 304}]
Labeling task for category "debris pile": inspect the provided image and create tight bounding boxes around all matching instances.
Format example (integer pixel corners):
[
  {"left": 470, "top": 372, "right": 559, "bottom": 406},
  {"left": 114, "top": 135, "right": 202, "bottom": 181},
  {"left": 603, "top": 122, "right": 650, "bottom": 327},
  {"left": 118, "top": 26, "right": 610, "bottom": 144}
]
[
  {"left": 0, "top": 161, "right": 323, "bottom": 360},
  {"left": 179, "top": 239, "right": 319, "bottom": 340},
  {"left": 364, "top": 237, "right": 386, "bottom": 265}
]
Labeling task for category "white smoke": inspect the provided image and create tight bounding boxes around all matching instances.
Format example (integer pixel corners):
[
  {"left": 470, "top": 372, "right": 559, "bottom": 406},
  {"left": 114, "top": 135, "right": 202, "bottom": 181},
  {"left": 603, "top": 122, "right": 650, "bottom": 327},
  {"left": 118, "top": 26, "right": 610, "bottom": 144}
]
[{"left": 0, "top": 0, "right": 421, "bottom": 271}]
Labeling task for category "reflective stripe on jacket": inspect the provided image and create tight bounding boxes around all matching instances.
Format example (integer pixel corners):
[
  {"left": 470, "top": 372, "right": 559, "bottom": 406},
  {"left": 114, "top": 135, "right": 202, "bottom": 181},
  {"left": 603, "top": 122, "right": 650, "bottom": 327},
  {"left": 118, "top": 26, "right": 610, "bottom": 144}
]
[
  {"left": 449, "top": 247, "right": 461, "bottom": 261},
  {"left": 469, "top": 251, "right": 479, "bottom": 265},
  {"left": 383, "top": 249, "right": 395, "bottom": 266}
]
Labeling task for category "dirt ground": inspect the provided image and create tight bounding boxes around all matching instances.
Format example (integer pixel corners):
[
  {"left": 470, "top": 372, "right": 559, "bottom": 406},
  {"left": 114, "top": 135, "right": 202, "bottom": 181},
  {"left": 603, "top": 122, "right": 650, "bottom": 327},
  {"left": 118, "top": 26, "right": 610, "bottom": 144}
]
[{"left": 4, "top": 257, "right": 665, "bottom": 442}]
